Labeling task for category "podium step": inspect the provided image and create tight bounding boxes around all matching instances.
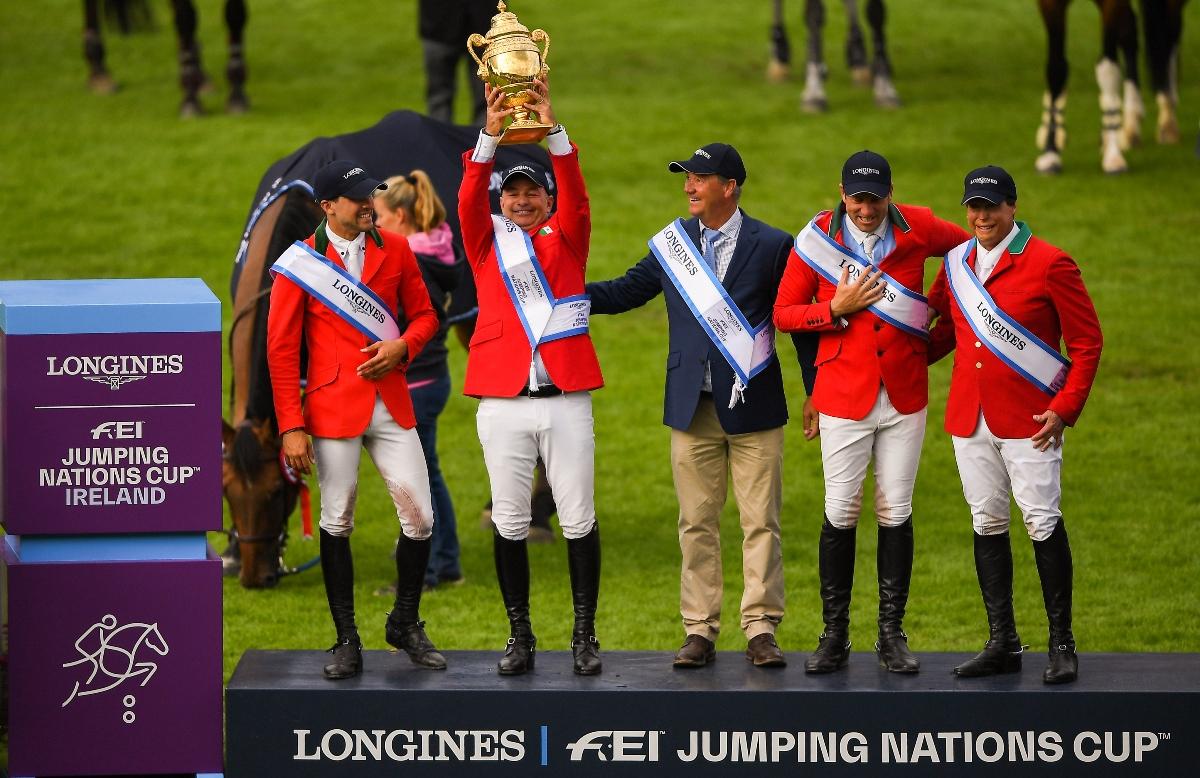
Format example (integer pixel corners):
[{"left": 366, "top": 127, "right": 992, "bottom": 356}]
[{"left": 227, "top": 650, "right": 1199, "bottom": 777}]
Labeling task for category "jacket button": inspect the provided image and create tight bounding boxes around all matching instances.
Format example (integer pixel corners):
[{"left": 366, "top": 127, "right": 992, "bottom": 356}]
[
  {"left": 975, "top": 341, "right": 982, "bottom": 348},
  {"left": 874, "top": 322, "right": 882, "bottom": 331},
  {"left": 975, "top": 361, "right": 983, "bottom": 369},
  {"left": 877, "top": 350, "right": 884, "bottom": 357}
]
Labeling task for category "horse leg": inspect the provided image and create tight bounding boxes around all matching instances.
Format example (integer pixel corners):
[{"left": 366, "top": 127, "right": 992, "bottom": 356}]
[
  {"left": 842, "top": 0, "right": 870, "bottom": 85},
  {"left": 1037, "top": 0, "right": 1070, "bottom": 174},
  {"left": 1097, "top": 1, "right": 1130, "bottom": 172},
  {"left": 225, "top": 0, "right": 249, "bottom": 113},
  {"left": 172, "top": 0, "right": 204, "bottom": 117},
  {"left": 801, "top": 0, "right": 829, "bottom": 112},
  {"left": 83, "top": 0, "right": 117, "bottom": 94},
  {"left": 865, "top": 0, "right": 899, "bottom": 108},
  {"left": 1113, "top": 0, "right": 1144, "bottom": 148},
  {"left": 1142, "top": 0, "right": 1182, "bottom": 143},
  {"left": 768, "top": 0, "right": 792, "bottom": 82}
]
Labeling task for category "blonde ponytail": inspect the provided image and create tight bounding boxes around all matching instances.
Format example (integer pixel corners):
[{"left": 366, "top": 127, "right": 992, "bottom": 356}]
[{"left": 378, "top": 170, "right": 446, "bottom": 234}]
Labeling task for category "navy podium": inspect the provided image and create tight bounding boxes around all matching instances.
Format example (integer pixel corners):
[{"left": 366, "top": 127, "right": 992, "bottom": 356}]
[{"left": 226, "top": 649, "right": 1199, "bottom": 777}]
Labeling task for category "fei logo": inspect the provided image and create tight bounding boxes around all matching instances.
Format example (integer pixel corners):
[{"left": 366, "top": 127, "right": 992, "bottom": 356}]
[
  {"left": 90, "top": 421, "right": 145, "bottom": 440},
  {"left": 61, "top": 614, "right": 170, "bottom": 725},
  {"left": 567, "top": 730, "right": 661, "bottom": 762}
]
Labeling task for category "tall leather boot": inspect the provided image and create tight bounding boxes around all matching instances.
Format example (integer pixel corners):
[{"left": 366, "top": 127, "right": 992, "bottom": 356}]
[
  {"left": 385, "top": 534, "right": 446, "bottom": 670},
  {"left": 566, "top": 526, "right": 602, "bottom": 675},
  {"left": 319, "top": 528, "right": 361, "bottom": 680},
  {"left": 876, "top": 517, "right": 920, "bottom": 673},
  {"left": 494, "top": 530, "right": 536, "bottom": 675},
  {"left": 1033, "top": 519, "right": 1077, "bottom": 684},
  {"left": 805, "top": 518, "right": 855, "bottom": 674},
  {"left": 954, "top": 532, "right": 1024, "bottom": 677}
]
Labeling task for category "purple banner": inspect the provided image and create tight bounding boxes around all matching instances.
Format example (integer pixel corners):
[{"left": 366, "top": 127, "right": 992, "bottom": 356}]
[
  {"left": 5, "top": 546, "right": 224, "bottom": 776},
  {"left": 1, "top": 331, "right": 221, "bottom": 534}
]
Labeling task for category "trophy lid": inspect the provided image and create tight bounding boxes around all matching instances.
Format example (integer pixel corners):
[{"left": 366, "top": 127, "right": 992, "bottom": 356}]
[{"left": 484, "top": 1, "right": 531, "bottom": 43}]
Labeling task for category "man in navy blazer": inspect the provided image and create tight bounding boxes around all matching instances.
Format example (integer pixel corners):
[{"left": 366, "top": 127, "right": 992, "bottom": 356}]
[{"left": 587, "top": 143, "right": 815, "bottom": 668}]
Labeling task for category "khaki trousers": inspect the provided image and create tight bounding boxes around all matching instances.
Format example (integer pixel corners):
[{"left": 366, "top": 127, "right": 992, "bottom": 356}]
[{"left": 671, "top": 397, "right": 785, "bottom": 641}]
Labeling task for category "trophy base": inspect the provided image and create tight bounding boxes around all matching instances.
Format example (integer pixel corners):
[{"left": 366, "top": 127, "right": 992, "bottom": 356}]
[{"left": 499, "top": 121, "right": 554, "bottom": 146}]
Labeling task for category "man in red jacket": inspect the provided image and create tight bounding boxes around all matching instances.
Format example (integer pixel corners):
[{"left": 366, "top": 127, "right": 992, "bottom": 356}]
[
  {"left": 927, "top": 166, "right": 1102, "bottom": 684},
  {"left": 268, "top": 160, "right": 444, "bottom": 680},
  {"left": 458, "top": 79, "right": 604, "bottom": 676},
  {"left": 774, "top": 151, "right": 968, "bottom": 675}
]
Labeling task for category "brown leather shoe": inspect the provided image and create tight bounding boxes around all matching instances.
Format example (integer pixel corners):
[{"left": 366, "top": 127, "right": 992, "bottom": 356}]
[
  {"left": 746, "top": 633, "right": 787, "bottom": 667},
  {"left": 673, "top": 634, "right": 716, "bottom": 667}
]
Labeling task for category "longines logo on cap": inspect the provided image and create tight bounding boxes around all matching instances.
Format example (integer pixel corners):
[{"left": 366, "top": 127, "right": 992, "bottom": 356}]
[
  {"left": 46, "top": 354, "right": 183, "bottom": 390},
  {"left": 852, "top": 167, "right": 881, "bottom": 176},
  {"left": 694, "top": 148, "right": 712, "bottom": 159},
  {"left": 971, "top": 177, "right": 1000, "bottom": 185},
  {"left": 343, "top": 167, "right": 365, "bottom": 179}
]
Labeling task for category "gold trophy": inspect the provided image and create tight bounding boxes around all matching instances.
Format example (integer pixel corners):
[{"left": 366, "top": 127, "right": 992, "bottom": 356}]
[{"left": 467, "top": 1, "right": 552, "bottom": 145}]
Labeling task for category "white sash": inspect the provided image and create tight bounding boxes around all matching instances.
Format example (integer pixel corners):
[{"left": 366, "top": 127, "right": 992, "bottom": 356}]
[
  {"left": 492, "top": 215, "right": 590, "bottom": 347},
  {"left": 944, "top": 238, "right": 1069, "bottom": 396},
  {"left": 270, "top": 241, "right": 400, "bottom": 342},
  {"left": 793, "top": 215, "right": 930, "bottom": 339},
  {"left": 648, "top": 219, "right": 775, "bottom": 408}
]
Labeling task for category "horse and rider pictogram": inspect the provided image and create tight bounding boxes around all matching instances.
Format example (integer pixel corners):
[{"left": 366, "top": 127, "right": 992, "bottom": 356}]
[{"left": 61, "top": 614, "right": 170, "bottom": 710}]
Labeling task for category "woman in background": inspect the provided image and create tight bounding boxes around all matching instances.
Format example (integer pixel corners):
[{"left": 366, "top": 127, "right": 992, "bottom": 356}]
[{"left": 375, "top": 171, "right": 465, "bottom": 590}]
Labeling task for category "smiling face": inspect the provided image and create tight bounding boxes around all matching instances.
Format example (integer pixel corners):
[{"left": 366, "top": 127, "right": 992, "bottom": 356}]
[
  {"left": 683, "top": 172, "right": 737, "bottom": 225},
  {"left": 840, "top": 185, "right": 892, "bottom": 234},
  {"left": 966, "top": 198, "right": 1017, "bottom": 250},
  {"left": 500, "top": 176, "right": 553, "bottom": 230},
  {"left": 322, "top": 196, "right": 375, "bottom": 239}
]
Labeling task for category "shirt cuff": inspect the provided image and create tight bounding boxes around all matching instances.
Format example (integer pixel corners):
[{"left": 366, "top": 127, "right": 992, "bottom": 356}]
[
  {"left": 545, "top": 125, "right": 571, "bottom": 156},
  {"left": 472, "top": 129, "right": 500, "bottom": 163}
]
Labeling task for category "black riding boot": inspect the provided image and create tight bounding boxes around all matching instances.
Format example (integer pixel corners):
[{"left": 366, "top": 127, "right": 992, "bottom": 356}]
[
  {"left": 876, "top": 518, "right": 920, "bottom": 673},
  {"left": 805, "top": 519, "right": 855, "bottom": 674},
  {"left": 319, "top": 528, "right": 361, "bottom": 679},
  {"left": 567, "top": 526, "right": 602, "bottom": 675},
  {"left": 494, "top": 530, "right": 536, "bottom": 675},
  {"left": 1033, "top": 519, "right": 1077, "bottom": 684},
  {"left": 386, "top": 534, "right": 446, "bottom": 670},
  {"left": 954, "top": 532, "right": 1023, "bottom": 677}
]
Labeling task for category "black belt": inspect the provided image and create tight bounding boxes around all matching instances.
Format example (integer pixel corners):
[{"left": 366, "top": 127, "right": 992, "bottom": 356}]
[{"left": 519, "top": 384, "right": 563, "bottom": 398}]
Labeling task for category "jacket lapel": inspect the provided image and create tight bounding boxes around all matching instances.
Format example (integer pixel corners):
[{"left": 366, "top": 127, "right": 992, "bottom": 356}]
[{"left": 360, "top": 236, "right": 384, "bottom": 285}]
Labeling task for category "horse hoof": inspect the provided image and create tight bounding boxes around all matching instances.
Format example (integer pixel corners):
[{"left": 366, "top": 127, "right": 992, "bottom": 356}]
[
  {"left": 1157, "top": 119, "right": 1180, "bottom": 145},
  {"left": 88, "top": 73, "right": 118, "bottom": 95},
  {"left": 802, "top": 96, "right": 828, "bottom": 114},
  {"left": 874, "top": 93, "right": 901, "bottom": 110},
  {"left": 179, "top": 99, "right": 204, "bottom": 119},
  {"left": 766, "top": 59, "right": 789, "bottom": 84},
  {"left": 227, "top": 94, "right": 250, "bottom": 115},
  {"left": 850, "top": 65, "right": 871, "bottom": 87},
  {"left": 1035, "top": 151, "right": 1062, "bottom": 175},
  {"left": 873, "top": 77, "right": 901, "bottom": 110}
]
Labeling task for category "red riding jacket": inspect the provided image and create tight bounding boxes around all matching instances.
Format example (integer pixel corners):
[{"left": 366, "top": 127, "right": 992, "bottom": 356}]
[
  {"left": 267, "top": 226, "right": 438, "bottom": 437},
  {"left": 457, "top": 144, "right": 604, "bottom": 397},
  {"left": 773, "top": 203, "right": 968, "bottom": 419}
]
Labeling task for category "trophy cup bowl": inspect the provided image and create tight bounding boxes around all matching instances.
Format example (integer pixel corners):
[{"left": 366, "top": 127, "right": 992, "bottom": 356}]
[{"left": 468, "top": 3, "right": 553, "bottom": 145}]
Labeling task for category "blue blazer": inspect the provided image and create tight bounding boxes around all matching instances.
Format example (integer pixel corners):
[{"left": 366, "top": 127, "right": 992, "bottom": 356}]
[{"left": 587, "top": 211, "right": 816, "bottom": 435}]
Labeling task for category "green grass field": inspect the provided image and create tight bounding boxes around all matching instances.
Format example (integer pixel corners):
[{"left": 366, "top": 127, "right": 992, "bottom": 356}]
[{"left": 2, "top": 0, "right": 1199, "bottom": 687}]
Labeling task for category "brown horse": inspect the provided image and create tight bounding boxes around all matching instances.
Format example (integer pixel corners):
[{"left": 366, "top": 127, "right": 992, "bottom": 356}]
[
  {"left": 83, "top": 0, "right": 249, "bottom": 116},
  {"left": 222, "top": 184, "right": 322, "bottom": 588},
  {"left": 1036, "top": 0, "right": 1188, "bottom": 174}
]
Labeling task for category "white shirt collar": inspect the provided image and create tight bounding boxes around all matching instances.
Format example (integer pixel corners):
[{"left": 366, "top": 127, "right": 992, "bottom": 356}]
[
  {"left": 701, "top": 207, "right": 743, "bottom": 241},
  {"left": 975, "top": 222, "right": 1020, "bottom": 277},
  {"left": 842, "top": 212, "right": 890, "bottom": 247},
  {"left": 325, "top": 224, "right": 365, "bottom": 259}
]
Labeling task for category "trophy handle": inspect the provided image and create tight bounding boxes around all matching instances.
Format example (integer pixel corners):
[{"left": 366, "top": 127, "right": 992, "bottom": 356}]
[
  {"left": 531, "top": 28, "right": 550, "bottom": 75},
  {"left": 467, "top": 33, "right": 488, "bottom": 79}
]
